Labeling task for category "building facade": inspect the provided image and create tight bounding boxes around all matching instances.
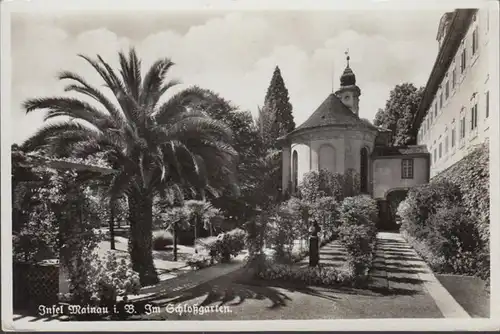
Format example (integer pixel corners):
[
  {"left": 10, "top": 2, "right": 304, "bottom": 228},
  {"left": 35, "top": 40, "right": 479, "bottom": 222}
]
[{"left": 413, "top": 8, "right": 496, "bottom": 178}]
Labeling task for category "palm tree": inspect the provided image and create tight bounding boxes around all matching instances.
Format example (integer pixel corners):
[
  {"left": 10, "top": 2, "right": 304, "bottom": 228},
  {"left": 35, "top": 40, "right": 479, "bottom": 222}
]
[{"left": 21, "top": 48, "right": 238, "bottom": 285}]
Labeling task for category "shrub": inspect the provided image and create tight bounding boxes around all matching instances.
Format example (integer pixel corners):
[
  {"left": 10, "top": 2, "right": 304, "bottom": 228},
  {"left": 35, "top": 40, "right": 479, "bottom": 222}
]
[
  {"left": 400, "top": 230, "right": 446, "bottom": 270},
  {"left": 338, "top": 195, "right": 378, "bottom": 277},
  {"left": 264, "top": 203, "right": 302, "bottom": 263},
  {"left": 13, "top": 210, "right": 59, "bottom": 263},
  {"left": 412, "top": 206, "right": 488, "bottom": 279},
  {"left": 426, "top": 207, "right": 480, "bottom": 259},
  {"left": 338, "top": 224, "right": 376, "bottom": 276},
  {"left": 431, "top": 143, "right": 489, "bottom": 245},
  {"left": 152, "top": 230, "right": 174, "bottom": 250},
  {"left": 399, "top": 181, "right": 462, "bottom": 240},
  {"left": 299, "top": 169, "right": 345, "bottom": 202},
  {"left": 339, "top": 195, "right": 378, "bottom": 228},
  {"left": 199, "top": 228, "right": 246, "bottom": 263},
  {"left": 95, "top": 252, "right": 141, "bottom": 306},
  {"left": 61, "top": 251, "right": 140, "bottom": 307},
  {"left": 311, "top": 196, "right": 339, "bottom": 240},
  {"left": 186, "top": 253, "right": 212, "bottom": 270},
  {"left": 399, "top": 180, "right": 490, "bottom": 280},
  {"left": 343, "top": 168, "right": 361, "bottom": 198}
]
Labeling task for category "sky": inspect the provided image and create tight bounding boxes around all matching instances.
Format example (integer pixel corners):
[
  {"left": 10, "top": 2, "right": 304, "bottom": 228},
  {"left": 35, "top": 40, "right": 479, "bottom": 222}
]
[{"left": 9, "top": 7, "right": 453, "bottom": 144}]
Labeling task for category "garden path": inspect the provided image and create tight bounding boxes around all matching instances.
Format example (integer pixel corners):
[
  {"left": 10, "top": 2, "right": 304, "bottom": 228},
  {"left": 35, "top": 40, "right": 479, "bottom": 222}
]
[
  {"left": 138, "top": 232, "right": 470, "bottom": 320},
  {"left": 368, "top": 232, "right": 469, "bottom": 318},
  {"left": 297, "top": 239, "right": 348, "bottom": 269}
]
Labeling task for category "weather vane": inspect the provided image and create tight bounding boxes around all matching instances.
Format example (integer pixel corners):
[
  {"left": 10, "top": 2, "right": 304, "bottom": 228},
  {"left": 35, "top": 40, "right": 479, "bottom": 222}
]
[{"left": 345, "top": 49, "right": 350, "bottom": 67}]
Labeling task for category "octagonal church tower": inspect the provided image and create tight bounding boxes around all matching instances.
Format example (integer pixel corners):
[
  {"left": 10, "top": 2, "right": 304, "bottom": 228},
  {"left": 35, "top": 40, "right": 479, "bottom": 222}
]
[{"left": 279, "top": 55, "right": 379, "bottom": 194}]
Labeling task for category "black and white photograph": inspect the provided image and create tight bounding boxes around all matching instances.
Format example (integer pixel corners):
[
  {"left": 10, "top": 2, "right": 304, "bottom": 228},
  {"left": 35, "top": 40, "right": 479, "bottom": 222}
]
[{"left": 1, "top": 0, "right": 499, "bottom": 331}]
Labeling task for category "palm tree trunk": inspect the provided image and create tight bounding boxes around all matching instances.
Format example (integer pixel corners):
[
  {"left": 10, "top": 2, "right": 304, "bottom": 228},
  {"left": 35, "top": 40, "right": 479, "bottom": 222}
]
[
  {"left": 173, "top": 220, "right": 178, "bottom": 262},
  {"left": 109, "top": 199, "right": 116, "bottom": 250},
  {"left": 194, "top": 216, "right": 198, "bottom": 254},
  {"left": 127, "top": 192, "right": 159, "bottom": 286}
]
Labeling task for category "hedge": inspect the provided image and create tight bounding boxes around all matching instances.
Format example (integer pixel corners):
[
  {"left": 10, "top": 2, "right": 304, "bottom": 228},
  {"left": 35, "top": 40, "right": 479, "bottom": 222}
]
[
  {"left": 398, "top": 157, "right": 490, "bottom": 281},
  {"left": 431, "top": 142, "right": 489, "bottom": 243}
]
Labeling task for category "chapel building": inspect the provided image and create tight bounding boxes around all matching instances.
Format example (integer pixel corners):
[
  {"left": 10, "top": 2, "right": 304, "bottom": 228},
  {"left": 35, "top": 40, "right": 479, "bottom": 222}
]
[{"left": 279, "top": 55, "right": 430, "bottom": 230}]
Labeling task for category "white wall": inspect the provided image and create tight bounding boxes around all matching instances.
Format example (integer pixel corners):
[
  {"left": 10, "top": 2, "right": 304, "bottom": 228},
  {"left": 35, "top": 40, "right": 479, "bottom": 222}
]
[
  {"left": 372, "top": 156, "right": 429, "bottom": 199},
  {"left": 310, "top": 137, "right": 345, "bottom": 174},
  {"left": 417, "top": 8, "right": 493, "bottom": 178}
]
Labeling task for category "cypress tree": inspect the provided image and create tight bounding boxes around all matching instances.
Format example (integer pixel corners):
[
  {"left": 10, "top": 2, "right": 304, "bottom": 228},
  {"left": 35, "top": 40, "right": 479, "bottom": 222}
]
[{"left": 263, "top": 66, "right": 295, "bottom": 143}]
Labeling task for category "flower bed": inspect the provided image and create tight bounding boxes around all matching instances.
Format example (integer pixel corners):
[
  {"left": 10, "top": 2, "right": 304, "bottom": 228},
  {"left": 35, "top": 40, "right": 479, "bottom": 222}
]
[{"left": 256, "top": 259, "right": 356, "bottom": 287}]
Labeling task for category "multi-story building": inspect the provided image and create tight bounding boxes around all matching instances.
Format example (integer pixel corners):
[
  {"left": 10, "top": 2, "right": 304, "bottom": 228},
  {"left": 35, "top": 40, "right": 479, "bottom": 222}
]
[{"left": 412, "top": 7, "right": 496, "bottom": 178}]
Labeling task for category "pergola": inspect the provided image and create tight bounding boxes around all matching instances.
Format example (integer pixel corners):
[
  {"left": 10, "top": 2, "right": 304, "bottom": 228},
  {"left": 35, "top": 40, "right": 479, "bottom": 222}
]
[
  {"left": 13, "top": 152, "right": 120, "bottom": 249},
  {"left": 15, "top": 153, "right": 118, "bottom": 175}
]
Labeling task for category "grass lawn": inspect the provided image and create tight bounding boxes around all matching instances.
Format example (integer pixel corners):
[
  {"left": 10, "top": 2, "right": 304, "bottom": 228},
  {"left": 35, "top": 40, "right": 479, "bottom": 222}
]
[{"left": 435, "top": 274, "right": 490, "bottom": 318}]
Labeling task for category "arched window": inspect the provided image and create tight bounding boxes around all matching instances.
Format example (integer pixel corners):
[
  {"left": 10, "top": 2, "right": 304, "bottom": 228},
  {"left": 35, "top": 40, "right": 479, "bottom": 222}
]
[
  {"left": 318, "top": 144, "right": 336, "bottom": 173},
  {"left": 292, "top": 150, "right": 298, "bottom": 193},
  {"left": 360, "top": 147, "right": 369, "bottom": 193}
]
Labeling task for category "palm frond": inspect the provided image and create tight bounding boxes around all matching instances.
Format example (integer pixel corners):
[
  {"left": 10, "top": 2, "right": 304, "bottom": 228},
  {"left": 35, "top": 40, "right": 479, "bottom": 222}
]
[
  {"left": 159, "top": 117, "right": 233, "bottom": 145},
  {"left": 118, "top": 48, "right": 142, "bottom": 101},
  {"left": 140, "top": 57, "right": 176, "bottom": 108},
  {"left": 20, "top": 121, "right": 97, "bottom": 153},
  {"left": 23, "top": 97, "right": 116, "bottom": 130},
  {"left": 59, "top": 70, "right": 126, "bottom": 125},
  {"left": 155, "top": 86, "right": 208, "bottom": 124},
  {"left": 78, "top": 54, "right": 139, "bottom": 126},
  {"left": 109, "top": 169, "right": 139, "bottom": 200}
]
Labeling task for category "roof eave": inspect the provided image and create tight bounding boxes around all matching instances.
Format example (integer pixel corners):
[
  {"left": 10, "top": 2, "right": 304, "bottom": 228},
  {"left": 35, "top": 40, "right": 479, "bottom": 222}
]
[{"left": 412, "top": 9, "right": 477, "bottom": 131}]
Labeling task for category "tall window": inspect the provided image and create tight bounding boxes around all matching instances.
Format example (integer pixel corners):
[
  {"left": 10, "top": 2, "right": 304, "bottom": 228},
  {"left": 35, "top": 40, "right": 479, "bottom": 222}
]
[
  {"left": 452, "top": 68, "right": 457, "bottom": 88},
  {"left": 451, "top": 127, "right": 456, "bottom": 147},
  {"left": 439, "top": 142, "right": 442, "bottom": 158},
  {"left": 292, "top": 150, "right": 298, "bottom": 193},
  {"left": 460, "top": 47, "right": 467, "bottom": 73},
  {"left": 434, "top": 102, "right": 438, "bottom": 117},
  {"left": 430, "top": 110, "right": 433, "bottom": 123},
  {"left": 445, "top": 135, "right": 449, "bottom": 153},
  {"left": 360, "top": 148, "right": 369, "bottom": 193},
  {"left": 472, "top": 27, "right": 479, "bottom": 55},
  {"left": 445, "top": 81, "right": 450, "bottom": 99},
  {"left": 460, "top": 116, "right": 466, "bottom": 139},
  {"left": 401, "top": 159, "right": 414, "bottom": 179},
  {"left": 486, "top": 91, "right": 490, "bottom": 118},
  {"left": 440, "top": 92, "right": 443, "bottom": 108},
  {"left": 433, "top": 148, "right": 437, "bottom": 163},
  {"left": 471, "top": 103, "right": 478, "bottom": 130}
]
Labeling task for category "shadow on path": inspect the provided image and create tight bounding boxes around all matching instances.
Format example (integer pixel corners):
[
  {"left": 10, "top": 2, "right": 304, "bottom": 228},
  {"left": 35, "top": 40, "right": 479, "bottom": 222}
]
[{"left": 132, "top": 267, "right": 343, "bottom": 314}]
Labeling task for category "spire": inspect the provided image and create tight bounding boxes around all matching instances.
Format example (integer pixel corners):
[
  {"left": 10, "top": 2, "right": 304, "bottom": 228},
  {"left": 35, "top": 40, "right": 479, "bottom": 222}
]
[{"left": 340, "top": 49, "right": 356, "bottom": 87}]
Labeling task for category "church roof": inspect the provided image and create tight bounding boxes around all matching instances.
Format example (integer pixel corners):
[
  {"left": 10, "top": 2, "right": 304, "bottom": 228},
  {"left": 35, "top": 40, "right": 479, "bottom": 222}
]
[
  {"left": 371, "top": 145, "right": 429, "bottom": 158},
  {"left": 287, "top": 93, "right": 376, "bottom": 136}
]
